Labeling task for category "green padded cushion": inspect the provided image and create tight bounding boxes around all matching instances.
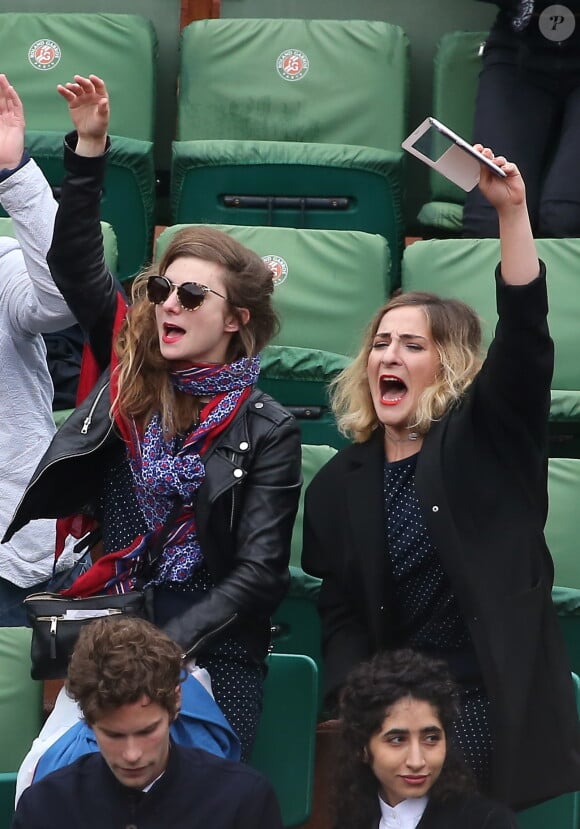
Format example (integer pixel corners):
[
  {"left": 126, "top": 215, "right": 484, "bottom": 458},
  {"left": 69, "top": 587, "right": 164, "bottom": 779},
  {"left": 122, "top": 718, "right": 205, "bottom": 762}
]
[
  {"left": 416, "top": 201, "right": 464, "bottom": 233},
  {"left": 178, "top": 18, "right": 409, "bottom": 150},
  {"left": 157, "top": 223, "right": 390, "bottom": 356},
  {"left": 0, "top": 12, "right": 157, "bottom": 142},
  {"left": 428, "top": 31, "right": 486, "bottom": 204},
  {"left": 553, "top": 586, "right": 580, "bottom": 615},
  {"left": 0, "top": 216, "right": 118, "bottom": 276},
  {"left": 250, "top": 653, "right": 317, "bottom": 827},
  {"left": 170, "top": 140, "right": 406, "bottom": 282},
  {"left": 288, "top": 443, "right": 337, "bottom": 572},
  {"left": 0, "top": 628, "right": 43, "bottom": 772},
  {"left": 21, "top": 131, "right": 155, "bottom": 281},
  {"left": 401, "top": 238, "right": 580, "bottom": 420}
]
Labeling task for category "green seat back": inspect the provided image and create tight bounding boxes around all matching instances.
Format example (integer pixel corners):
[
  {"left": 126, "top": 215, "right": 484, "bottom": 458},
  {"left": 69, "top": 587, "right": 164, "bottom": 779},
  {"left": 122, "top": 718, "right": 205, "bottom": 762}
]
[
  {"left": 290, "top": 444, "right": 337, "bottom": 570},
  {"left": 0, "top": 13, "right": 156, "bottom": 141},
  {"left": 250, "top": 653, "right": 318, "bottom": 827},
  {"left": 417, "top": 31, "right": 485, "bottom": 231},
  {"left": 172, "top": 18, "right": 409, "bottom": 284},
  {"left": 547, "top": 460, "right": 580, "bottom": 679},
  {"left": 156, "top": 224, "right": 390, "bottom": 356},
  {"left": 271, "top": 445, "right": 334, "bottom": 713},
  {"left": 259, "top": 345, "right": 350, "bottom": 449},
  {"left": 401, "top": 237, "right": 580, "bottom": 455},
  {"left": 177, "top": 18, "right": 408, "bottom": 149},
  {"left": 0, "top": 217, "right": 118, "bottom": 276},
  {"left": 0, "top": 628, "right": 43, "bottom": 773},
  {"left": 0, "top": 13, "right": 158, "bottom": 281}
]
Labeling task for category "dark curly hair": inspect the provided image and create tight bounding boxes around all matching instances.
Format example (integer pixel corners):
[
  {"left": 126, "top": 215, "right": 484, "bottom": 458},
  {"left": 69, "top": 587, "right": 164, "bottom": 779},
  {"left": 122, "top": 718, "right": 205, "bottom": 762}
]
[
  {"left": 334, "top": 649, "right": 476, "bottom": 829},
  {"left": 66, "top": 616, "right": 184, "bottom": 724}
]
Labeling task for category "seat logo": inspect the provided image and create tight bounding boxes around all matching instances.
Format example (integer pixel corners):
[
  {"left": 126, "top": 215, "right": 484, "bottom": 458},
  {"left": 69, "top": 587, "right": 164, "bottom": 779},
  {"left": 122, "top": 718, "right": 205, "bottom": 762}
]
[
  {"left": 28, "top": 39, "right": 62, "bottom": 71},
  {"left": 276, "top": 49, "right": 309, "bottom": 82},
  {"left": 262, "top": 255, "right": 289, "bottom": 287}
]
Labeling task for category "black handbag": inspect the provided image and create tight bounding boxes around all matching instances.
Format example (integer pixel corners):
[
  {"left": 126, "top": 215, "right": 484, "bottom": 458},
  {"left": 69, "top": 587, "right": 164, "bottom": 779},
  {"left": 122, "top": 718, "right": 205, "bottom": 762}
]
[
  {"left": 24, "top": 590, "right": 148, "bottom": 680},
  {"left": 24, "top": 500, "right": 182, "bottom": 680}
]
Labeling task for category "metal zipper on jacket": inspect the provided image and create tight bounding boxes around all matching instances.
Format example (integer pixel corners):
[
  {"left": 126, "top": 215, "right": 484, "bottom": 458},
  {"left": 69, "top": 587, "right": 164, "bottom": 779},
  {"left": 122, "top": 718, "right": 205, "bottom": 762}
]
[
  {"left": 12, "top": 382, "right": 115, "bottom": 516},
  {"left": 81, "top": 381, "right": 110, "bottom": 434},
  {"left": 181, "top": 613, "right": 238, "bottom": 660}
]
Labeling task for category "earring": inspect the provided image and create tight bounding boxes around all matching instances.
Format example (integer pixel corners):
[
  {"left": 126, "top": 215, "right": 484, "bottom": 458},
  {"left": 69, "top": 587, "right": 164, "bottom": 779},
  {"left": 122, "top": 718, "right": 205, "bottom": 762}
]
[{"left": 362, "top": 746, "right": 369, "bottom": 763}]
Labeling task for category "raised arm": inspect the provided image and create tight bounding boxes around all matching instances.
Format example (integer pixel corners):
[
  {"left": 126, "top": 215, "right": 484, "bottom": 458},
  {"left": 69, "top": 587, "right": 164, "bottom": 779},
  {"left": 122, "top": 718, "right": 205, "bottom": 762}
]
[
  {"left": 471, "top": 148, "right": 552, "bottom": 456},
  {"left": 48, "top": 75, "right": 124, "bottom": 371},
  {"left": 0, "top": 74, "right": 75, "bottom": 335},
  {"left": 476, "top": 145, "right": 540, "bottom": 284}
]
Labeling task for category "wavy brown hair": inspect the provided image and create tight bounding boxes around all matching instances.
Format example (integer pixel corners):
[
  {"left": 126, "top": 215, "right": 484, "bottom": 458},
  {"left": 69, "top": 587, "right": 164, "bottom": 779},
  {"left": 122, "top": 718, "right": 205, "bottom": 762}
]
[
  {"left": 331, "top": 292, "right": 483, "bottom": 443},
  {"left": 66, "top": 616, "right": 184, "bottom": 723},
  {"left": 334, "top": 649, "right": 476, "bottom": 829},
  {"left": 114, "top": 226, "right": 279, "bottom": 434}
]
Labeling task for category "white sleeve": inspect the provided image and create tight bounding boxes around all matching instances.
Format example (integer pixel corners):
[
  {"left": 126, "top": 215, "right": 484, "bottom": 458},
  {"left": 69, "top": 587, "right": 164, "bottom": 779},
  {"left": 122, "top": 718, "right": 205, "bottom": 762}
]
[{"left": 0, "top": 159, "right": 77, "bottom": 336}]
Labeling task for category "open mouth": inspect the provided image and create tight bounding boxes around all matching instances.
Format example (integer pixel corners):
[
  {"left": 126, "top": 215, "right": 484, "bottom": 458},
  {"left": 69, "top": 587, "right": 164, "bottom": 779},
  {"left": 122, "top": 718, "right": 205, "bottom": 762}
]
[
  {"left": 380, "top": 374, "right": 408, "bottom": 405},
  {"left": 162, "top": 322, "right": 186, "bottom": 344}
]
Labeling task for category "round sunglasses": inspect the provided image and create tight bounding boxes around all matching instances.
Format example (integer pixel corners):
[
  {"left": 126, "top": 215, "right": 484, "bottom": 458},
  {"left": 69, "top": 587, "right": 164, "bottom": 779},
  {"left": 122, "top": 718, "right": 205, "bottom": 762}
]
[{"left": 146, "top": 275, "right": 228, "bottom": 311}]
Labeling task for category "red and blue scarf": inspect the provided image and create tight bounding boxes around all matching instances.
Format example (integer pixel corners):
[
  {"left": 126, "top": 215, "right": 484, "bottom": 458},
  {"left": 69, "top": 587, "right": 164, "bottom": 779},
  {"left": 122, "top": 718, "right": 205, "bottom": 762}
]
[{"left": 61, "top": 292, "right": 261, "bottom": 597}]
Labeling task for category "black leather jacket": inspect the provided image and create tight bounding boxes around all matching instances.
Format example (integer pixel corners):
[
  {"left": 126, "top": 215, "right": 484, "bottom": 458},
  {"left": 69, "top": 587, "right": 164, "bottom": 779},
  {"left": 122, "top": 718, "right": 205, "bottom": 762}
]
[{"left": 5, "top": 134, "right": 302, "bottom": 662}]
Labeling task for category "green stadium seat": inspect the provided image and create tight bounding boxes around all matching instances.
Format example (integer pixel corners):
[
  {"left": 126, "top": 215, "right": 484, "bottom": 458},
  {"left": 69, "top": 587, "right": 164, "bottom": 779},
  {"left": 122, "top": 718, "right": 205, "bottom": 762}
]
[
  {"left": 171, "top": 18, "right": 409, "bottom": 284},
  {"left": 0, "top": 628, "right": 43, "bottom": 829},
  {"left": 249, "top": 653, "right": 318, "bottom": 828},
  {"left": 546, "top": 459, "right": 580, "bottom": 683},
  {"left": 259, "top": 345, "right": 349, "bottom": 449},
  {"left": 271, "top": 444, "right": 336, "bottom": 714},
  {"left": 416, "top": 31, "right": 485, "bottom": 234},
  {"left": 0, "top": 12, "right": 157, "bottom": 281},
  {"left": 402, "top": 237, "right": 580, "bottom": 457}
]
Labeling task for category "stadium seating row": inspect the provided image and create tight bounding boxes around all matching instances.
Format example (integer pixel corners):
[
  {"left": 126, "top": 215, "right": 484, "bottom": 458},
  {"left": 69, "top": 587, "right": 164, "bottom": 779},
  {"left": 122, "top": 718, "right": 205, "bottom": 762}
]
[{"left": 0, "top": 12, "right": 411, "bottom": 283}]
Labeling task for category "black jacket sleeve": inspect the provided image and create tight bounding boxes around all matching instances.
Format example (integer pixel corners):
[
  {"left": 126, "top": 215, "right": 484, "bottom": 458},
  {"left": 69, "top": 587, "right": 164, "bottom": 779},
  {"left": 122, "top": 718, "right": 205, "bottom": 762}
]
[{"left": 47, "top": 132, "right": 124, "bottom": 373}]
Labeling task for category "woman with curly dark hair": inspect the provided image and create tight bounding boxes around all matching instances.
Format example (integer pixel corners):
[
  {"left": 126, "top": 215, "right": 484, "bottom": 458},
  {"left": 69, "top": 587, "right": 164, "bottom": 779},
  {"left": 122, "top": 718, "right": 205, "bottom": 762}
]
[{"left": 335, "top": 650, "right": 517, "bottom": 829}]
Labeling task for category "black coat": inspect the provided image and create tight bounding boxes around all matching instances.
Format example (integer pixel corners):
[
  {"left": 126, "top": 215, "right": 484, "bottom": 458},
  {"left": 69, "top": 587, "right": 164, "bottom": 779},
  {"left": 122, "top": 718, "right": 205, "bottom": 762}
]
[
  {"left": 303, "top": 271, "right": 580, "bottom": 808},
  {"left": 417, "top": 794, "right": 518, "bottom": 828},
  {"left": 12, "top": 744, "right": 283, "bottom": 829}
]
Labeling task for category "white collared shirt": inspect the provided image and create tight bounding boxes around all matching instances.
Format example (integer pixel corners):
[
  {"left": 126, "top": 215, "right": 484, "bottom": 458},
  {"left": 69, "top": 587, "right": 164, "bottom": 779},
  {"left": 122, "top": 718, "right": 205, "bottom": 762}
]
[{"left": 378, "top": 795, "right": 429, "bottom": 829}]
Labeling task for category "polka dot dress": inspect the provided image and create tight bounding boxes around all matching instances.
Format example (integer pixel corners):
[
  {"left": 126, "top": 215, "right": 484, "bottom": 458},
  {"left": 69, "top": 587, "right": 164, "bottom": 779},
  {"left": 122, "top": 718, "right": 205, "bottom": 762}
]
[
  {"left": 99, "top": 456, "right": 264, "bottom": 761},
  {"left": 384, "top": 454, "right": 493, "bottom": 788}
]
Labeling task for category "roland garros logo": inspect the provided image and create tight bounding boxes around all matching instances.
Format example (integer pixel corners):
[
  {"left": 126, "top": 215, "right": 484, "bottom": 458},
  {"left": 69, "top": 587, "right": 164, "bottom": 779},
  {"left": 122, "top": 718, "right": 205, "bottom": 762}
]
[
  {"left": 276, "top": 49, "right": 309, "bottom": 82},
  {"left": 262, "top": 255, "right": 289, "bottom": 287},
  {"left": 28, "top": 39, "right": 62, "bottom": 71}
]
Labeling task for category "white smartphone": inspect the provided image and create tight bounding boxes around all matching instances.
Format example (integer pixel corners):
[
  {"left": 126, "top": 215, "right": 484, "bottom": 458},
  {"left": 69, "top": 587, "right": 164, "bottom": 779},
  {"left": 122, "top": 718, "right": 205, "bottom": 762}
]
[{"left": 402, "top": 116, "right": 507, "bottom": 191}]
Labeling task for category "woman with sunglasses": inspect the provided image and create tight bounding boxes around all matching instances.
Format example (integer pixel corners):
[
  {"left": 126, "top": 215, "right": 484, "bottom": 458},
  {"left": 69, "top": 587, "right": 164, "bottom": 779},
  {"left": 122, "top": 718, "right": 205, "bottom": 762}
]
[
  {"left": 336, "top": 649, "right": 517, "bottom": 829},
  {"left": 5, "top": 75, "right": 302, "bottom": 760},
  {"left": 302, "top": 146, "right": 580, "bottom": 807}
]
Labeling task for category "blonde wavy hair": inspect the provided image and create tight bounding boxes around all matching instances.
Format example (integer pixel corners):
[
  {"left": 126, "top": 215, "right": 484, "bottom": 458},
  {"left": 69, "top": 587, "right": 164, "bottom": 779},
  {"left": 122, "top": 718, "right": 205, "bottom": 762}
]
[
  {"left": 332, "top": 291, "right": 483, "bottom": 443},
  {"left": 113, "top": 226, "right": 278, "bottom": 434}
]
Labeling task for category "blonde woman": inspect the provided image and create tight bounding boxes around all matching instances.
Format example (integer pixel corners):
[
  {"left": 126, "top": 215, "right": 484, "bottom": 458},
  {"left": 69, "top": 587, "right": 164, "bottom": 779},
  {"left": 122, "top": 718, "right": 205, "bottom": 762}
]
[{"left": 302, "top": 149, "right": 580, "bottom": 808}]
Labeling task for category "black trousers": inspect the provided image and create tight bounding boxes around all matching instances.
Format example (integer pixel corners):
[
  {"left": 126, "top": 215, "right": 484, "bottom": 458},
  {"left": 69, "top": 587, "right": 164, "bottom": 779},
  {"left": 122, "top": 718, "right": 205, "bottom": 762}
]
[{"left": 463, "top": 18, "right": 580, "bottom": 237}]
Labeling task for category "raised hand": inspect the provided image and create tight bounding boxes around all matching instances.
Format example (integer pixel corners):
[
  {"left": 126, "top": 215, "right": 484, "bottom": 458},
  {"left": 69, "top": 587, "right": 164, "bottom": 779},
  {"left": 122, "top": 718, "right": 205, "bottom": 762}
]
[
  {"left": 0, "top": 74, "right": 25, "bottom": 171},
  {"left": 475, "top": 145, "right": 526, "bottom": 213},
  {"left": 56, "top": 74, "right": 109, "bottom": 157}
]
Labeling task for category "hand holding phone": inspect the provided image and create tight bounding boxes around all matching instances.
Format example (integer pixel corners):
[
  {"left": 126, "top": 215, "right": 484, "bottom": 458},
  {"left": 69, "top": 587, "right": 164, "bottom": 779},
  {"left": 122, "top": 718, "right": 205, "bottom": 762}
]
[{"left": 402, "top": 116, "right": 507, "bottom": 191}]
